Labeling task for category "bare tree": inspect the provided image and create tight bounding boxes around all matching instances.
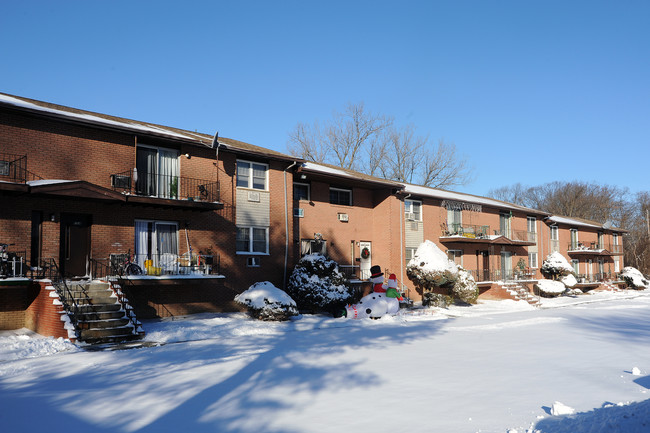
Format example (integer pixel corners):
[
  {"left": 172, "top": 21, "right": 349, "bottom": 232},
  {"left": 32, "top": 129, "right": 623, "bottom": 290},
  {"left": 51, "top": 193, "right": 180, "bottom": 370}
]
[{"left": 288, "top": 102, "right": 472, "bottom": 188}]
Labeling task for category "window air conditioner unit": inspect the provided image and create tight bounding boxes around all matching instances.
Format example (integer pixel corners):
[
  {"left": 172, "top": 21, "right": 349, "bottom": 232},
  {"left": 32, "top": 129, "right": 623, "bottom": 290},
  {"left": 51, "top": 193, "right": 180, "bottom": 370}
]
[
  {"left": 247, "top": 257, "right": 261, "bottom": 267},
  {"left": 406, "top": 212, "right": 415, "bottom": 220},
  {"left": 294, "top": 208, "right": 304, "bottom": 218},
  {"left": 337, "top": 213, "right": 349, "bottom": 222},
  {"left": 111, "top": 174, "right": 131, "bottom": 189}
]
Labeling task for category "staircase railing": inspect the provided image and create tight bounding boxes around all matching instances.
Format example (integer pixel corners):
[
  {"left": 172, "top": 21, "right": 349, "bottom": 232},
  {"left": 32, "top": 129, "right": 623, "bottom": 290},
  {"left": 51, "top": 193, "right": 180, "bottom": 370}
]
[
  {"left": 89, "top": 257, "right": 144, "bottom": 336},
  {"left": 38, "top": 258, "right": 82, "bottom": 339}
]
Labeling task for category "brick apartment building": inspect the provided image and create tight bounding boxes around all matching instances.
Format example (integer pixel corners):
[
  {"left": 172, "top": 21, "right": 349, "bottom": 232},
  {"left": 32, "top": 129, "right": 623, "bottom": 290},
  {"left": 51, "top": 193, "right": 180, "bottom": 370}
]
[{"left": 0, "top": 92, "right": 626, "bottom": 337}]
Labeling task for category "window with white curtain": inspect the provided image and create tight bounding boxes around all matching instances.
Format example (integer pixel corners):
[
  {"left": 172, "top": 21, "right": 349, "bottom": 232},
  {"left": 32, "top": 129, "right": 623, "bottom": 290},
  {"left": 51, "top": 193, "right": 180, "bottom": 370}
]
[
  {"left": 136, "top": 145, "right": 179, "bottom": 199},
  {"left": 237, "top": 160, "right": 268, "bottom": 190},
  {"left": 134, "top": 220, "right": 179, "bottom": 269}
]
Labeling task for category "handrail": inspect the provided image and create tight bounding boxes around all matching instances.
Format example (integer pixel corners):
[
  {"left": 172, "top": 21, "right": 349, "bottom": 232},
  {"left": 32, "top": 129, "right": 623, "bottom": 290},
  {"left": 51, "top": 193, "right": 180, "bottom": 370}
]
[{"left": 39, "top": 258, "right": 82, "bottom": 339}]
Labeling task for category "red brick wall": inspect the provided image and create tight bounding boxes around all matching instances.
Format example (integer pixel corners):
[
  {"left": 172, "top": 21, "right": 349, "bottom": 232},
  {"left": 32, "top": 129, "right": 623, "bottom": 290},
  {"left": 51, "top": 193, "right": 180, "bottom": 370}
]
[{"left": 24, "top": 280, "right": 71, "bottom": 340}]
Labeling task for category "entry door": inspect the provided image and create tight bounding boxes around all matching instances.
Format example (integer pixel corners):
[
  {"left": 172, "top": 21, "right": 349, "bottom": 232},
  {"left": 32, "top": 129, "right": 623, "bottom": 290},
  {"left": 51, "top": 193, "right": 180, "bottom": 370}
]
[
  {"left": 60, "top": 213, "right": 92, "bottom": 277},
  {"left": 359, "top": 241, "right": 371, "bottom": 279},
  {"left": 482, "top": 251, "right": 490, "bottom": 281},
  {"left": 500, "top": 251, "right": 512, "bottom": 280}
]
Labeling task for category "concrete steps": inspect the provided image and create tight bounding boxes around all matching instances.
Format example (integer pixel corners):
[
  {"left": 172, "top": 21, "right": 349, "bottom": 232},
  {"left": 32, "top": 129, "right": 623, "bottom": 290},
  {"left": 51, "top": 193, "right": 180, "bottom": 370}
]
[
  {"left": 57, "top": 279, "right": 143, "bottom": 344},
  {"left": 503, "top": 282, "right": 540, "bottom": 306}
]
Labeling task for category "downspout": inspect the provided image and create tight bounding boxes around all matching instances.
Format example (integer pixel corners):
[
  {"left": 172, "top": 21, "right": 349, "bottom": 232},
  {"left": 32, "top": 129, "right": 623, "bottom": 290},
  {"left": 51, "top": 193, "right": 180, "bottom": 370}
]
[
  {"left": 283, "top": 161, "right": 298, "bottom": 289},
  {"left": 400, "top": 193, "right": 411, "bottom": 293}
]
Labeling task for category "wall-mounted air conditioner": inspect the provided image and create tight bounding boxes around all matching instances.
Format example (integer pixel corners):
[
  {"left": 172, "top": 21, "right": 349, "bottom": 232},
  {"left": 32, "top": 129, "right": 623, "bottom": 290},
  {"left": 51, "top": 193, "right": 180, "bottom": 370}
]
[{"left": 337, "top": 213, "right": 349, "bottom": 222}]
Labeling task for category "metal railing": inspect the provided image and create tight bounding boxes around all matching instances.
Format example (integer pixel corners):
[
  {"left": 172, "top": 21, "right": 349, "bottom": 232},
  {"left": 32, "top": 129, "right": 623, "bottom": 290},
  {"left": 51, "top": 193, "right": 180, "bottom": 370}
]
[
  {"left": 1, "top": 249, "right": 26, "bottom": 278},
  {"left": 568, "top": 242, "right": 623, "bottom": 254},
  {"left": 0, "top": 153, "right": 42, "bottom": 183},
  {"left": 575, "top": 272, "right": 618, "bottom": 283},
  {"left": 111, "top": 170, "right": 220, "bottom": 203},
  {"left": 442, "top": 223, "right": 490, "bottom": 238},
  {"left": 93, "top": 252, "right": 221, "bottom": 277},
  {"left": 494, "top": 229, "right": 536, "bottom": 243},
  {"left": 465, "top": 269, "right": 536, "bottom": 282},
  {"left": 339, "top": 265, "right": 371, "bottom": 281}
]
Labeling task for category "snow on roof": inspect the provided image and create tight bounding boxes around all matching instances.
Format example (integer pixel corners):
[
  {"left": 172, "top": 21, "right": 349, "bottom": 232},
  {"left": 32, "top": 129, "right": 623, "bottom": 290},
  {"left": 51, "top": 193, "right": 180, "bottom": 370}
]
[
  {"left": 402, "top": 183, "right": 546, "bottom": 215},
  {"left": 547, "top": 215, "right": 604, "bottom": 229},
  {"left": 0, "top": 93, "right": 205, "bottom": 142},
  {"left": 26, "top": 179, "right": 76, "bottom": 186}
]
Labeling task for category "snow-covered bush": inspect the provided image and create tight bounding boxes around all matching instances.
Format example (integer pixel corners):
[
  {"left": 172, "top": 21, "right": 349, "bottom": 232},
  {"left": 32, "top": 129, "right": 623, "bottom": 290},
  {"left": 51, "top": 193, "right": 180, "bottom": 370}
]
[
  {"left": 621, "top": 267, "right": 650, "bottom": 290},
  {"left": 534, "top": 279, "right": 567, "bottom": 297},
  {"left": 286, "top": 254, "right": 354, "bottom": 313},
  {"left": 234, "top": 281, "right": 298, "bottom": 321},
  {"left": 540, "top": 252, "right": 575, "bottom": 280},
  {"left": 407, "top": 240, "right": 478, "bottom": 305},
  {"left": 561, "top": 273, "right": 578, "bottom": 288}
]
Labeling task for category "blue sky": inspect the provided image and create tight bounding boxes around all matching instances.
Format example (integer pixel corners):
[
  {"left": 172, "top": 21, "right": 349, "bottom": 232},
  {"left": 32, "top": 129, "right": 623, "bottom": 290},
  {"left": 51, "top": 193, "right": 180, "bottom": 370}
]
[{"left": 2, "top": 1, "right": 648, "bottom": 197}]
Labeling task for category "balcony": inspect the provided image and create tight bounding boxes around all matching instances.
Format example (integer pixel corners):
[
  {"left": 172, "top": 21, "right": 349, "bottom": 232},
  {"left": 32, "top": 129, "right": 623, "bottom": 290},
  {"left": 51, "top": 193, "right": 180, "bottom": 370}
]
[
  {"left": 567, "top": 242, "right": 623, "bottom": 256},
  {"left": 111, "top": 170, "right": 220, "bottom": 209},
  {"left": 465, "top": 269, "right": 536, "bottom": 283},
  {"left": 0, "top": 153, "right": 42, "bottom": 183},
  {"left": 440, "top": 224, "right": 536, "bottom": 246}
]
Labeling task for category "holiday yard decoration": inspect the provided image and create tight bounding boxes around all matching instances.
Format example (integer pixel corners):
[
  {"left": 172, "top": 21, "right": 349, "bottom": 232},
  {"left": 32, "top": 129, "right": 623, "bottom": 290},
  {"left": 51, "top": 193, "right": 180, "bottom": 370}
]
[{"left": 343, "top": 270, "right": 403, "bottom": 319}]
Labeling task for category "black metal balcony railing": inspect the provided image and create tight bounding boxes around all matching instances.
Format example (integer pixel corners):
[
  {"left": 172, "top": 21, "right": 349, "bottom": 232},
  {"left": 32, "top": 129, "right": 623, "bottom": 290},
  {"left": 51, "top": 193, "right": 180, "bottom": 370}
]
[
  {"left": 0, "top": 153, "right": 42, "bottom": 183},
  {"left": 111, "top": 170, "right": 220, "bottom": 203}
]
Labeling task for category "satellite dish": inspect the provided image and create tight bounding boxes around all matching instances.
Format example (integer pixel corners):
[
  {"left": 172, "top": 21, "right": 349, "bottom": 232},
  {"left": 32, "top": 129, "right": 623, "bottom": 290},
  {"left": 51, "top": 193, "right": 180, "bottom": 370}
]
[
  {"left": 603, "top": 220, "right": 613, "bottom": 229},
  {"left": 211, "top": 131, "right": 219, "bottom": 148}
]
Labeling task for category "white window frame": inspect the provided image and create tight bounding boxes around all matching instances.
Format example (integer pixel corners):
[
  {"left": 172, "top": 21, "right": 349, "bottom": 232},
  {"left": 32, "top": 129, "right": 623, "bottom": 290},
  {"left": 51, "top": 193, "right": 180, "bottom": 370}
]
[
  {"left": 613, "top": 233, "right": 619, "bottom": 246},
  {"left": 447, "top": 249, "right": 463, "bottom": 266},
  {"left": 572, "top": 259, "right": 580, "bottom": 275},
  {"left": 293, "top": 182, "right": 310, "bottom": 201},
  {"left": 236, "top": 226, "right": 269, "bottom": 255},
  {"left": 528, "top": 252, "right": 538, "bottom": 269},
  {"left": 134, "top": 219, "right": 179, "bottom": 270},
  {"left": 136, "top": 144, "right": 180, "bottom": 199},
  {"left": 237, "top": 159, "right": 269, "bottom": 191},
  {"left": 329, "top": 187, "right": 352, "bottom": 206},
  {"left": 527, "top": 216, "right": 537, "bottom": 233},
  {"left": 405, "top": 199, "right": 422, "bottom": 221},
  {"left": 550, "top": 225, "right": 559, "bottom": 253},
  {"left": 405, "top": 247, "right": 417, "bottom": 264}
]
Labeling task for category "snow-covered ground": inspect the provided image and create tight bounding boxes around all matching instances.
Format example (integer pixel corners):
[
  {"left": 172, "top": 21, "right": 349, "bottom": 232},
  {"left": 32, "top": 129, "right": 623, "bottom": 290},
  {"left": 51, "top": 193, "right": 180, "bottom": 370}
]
[{"left": 1, "top": 290, "right": 650, "bottom": 432}]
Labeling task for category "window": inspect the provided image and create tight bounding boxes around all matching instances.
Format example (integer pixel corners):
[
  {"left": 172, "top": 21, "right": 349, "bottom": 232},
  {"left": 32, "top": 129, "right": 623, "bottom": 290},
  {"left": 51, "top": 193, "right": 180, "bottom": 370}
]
[
  {"left": 550, "top": 225, "right": 559, "bottom": 253},
  {"left": 329, "top": 187, "right": 352, "bottom": 206},
  {"left": 597, "top": 232, "right": 604, "bottom": 249},
  {"left": 528, "top": 252, "right": 538, "bottom": 268},
  {"left": 570, "top": 229, "right": 578, "bottom": 249},
  {"left": 134, "top": 220, "right": 179, "bottom": 270},
  {"left": 0, "top": 160, "right": 9, "bottom": 176},
  {"left": 405, "top": 200, "right": 422, "bottom": 221},
  {"left": 301, "top": 239, "right": 327, "bottom": 256},
  {"left": 293, "top": 182, "right": 310, "bottom": 201},
  {"left": 447, "top": 250, "right": 463, "bottom": 266},
  {"left": 447, "top": 208, "right": 462, "bottom": 233},
  {"left": 136, "top": 146, "right": 179, "bottom": 198},
  {"left": 237, "top": 160, "right": 268, "bottom": 190},
  {"left": 527, "top": 217, "right": 537, "bottom": 241},
  {"left": 405, "top": 247, "right": 417, "bottom": 264},
  {"left": 571, "top": 259, "right": 580, "bottom": 275},
  {"left": 499, "top": 212, "right": 512, "bottom": 237},
  {"left": 236, "top": 226, "right": 269, "bottom": 254},
  {"left": 613, "top": 233, "right": 619, "bottom": 246}
]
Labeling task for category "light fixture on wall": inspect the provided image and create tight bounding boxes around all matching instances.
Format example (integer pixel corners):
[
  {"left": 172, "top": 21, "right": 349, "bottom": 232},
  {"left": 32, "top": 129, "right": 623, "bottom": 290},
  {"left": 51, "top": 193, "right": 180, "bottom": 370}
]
[
  {"left": 49, "top": 213, "right": 56, "bottom": 222},
  {"left": 184, "top": 153, "right": 191, "bottom": 159},
  {"left": 300, "top": 174, "right": 307, "bottom": 180}
]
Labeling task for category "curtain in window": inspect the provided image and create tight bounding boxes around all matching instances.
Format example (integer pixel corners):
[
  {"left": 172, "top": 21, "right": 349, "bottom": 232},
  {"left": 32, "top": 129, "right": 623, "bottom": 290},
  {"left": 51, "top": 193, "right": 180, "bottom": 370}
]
[
  {"left": 252, "top": 228, "right": 267, "bottom": 253},
  {"left": 159, "top": 149, "right": 179, "bottom": 198},
  {"left": 236, "top": 228, "right": 250, "bottom": 252},
  {"left": 134, "top": 221, "right": 150, "bottom": 268},
  {"left": 252, "top": 164, "right": 266, "bottom": 189},
  {"left": 237, "top": 162, "right": 250, "bottom": 188}
]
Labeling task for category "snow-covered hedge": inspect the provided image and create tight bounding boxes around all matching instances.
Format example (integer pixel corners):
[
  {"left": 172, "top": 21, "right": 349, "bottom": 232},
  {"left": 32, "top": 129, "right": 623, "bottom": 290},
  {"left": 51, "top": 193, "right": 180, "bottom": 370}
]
[
  {"left": 406, "top": 240, "right": 478, "bottom": 305},
  {"left": 234, "top": 281, "right": 298, "bottom": 321},
  {"left": 561, "top": 273, "right": 578, "bottom": 288},
  {"left": 541, "top": 252, "right": 575, "bottom": 280},
  {"left": 621, "top": 267, "right": 650, "bottom": 290},
  {"left": 535, "top": 279, "right": 567, "bottom": 297},
  {"left": 286, "top": 254, "right": 354, "bottom": 313}
]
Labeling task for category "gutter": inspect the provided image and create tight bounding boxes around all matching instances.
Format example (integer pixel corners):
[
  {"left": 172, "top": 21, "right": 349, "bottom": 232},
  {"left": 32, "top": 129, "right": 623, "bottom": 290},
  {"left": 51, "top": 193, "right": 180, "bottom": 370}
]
[{"left": 283, "top": 161, "right": 299, "bottom": 288}]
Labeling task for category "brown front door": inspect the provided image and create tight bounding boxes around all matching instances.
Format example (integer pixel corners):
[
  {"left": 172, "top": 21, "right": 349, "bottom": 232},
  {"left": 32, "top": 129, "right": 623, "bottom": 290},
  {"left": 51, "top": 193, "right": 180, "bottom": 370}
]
[
  {"left": 482, "top": 251, "right": 490, "bottom": 281},
  {"left": 60, "top": 213, "right": 91, "bottom": 277}
]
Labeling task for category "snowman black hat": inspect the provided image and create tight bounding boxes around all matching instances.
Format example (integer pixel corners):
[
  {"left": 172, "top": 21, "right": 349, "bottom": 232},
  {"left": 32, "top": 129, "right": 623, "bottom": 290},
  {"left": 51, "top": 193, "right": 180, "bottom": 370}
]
[{"left": 370, "top": 265, "right": 383, "bottom": 278}]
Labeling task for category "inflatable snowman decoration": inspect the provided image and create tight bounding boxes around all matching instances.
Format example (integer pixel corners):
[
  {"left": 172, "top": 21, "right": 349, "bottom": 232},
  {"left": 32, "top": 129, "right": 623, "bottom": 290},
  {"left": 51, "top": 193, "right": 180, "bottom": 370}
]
[{"left": 344, "top": 266, "right": 402, "bottom": 319}]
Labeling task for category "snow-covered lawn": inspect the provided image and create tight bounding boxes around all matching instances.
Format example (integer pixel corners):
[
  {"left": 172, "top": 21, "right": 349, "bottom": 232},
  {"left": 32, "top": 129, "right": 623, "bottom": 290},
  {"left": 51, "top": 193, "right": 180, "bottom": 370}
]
[{"left": 2, "top": 290, "right": 650, "bottom": 432}]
